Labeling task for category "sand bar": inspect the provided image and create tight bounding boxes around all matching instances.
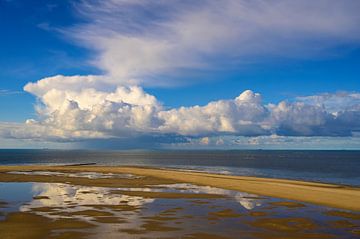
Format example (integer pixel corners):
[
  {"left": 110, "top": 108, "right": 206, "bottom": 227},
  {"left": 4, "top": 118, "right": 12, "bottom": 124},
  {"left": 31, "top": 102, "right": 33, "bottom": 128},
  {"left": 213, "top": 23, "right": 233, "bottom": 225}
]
[{"left": 0, "top": 165, "right": 359, "bottom": 211}]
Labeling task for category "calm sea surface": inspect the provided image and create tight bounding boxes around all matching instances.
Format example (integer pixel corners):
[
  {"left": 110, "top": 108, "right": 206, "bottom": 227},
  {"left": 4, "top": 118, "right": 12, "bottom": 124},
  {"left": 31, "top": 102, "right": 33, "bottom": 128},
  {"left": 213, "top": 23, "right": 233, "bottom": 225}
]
[{"left": 0, "top": 150, "right": 359, "bottom": 186}]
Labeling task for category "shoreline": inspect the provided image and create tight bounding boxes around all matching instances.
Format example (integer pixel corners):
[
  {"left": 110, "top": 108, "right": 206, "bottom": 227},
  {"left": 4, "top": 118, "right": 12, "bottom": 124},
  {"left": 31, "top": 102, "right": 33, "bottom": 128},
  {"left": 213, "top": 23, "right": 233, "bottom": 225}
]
[{"left": 0, "top": 165, "right": 359, "bottom": 211}]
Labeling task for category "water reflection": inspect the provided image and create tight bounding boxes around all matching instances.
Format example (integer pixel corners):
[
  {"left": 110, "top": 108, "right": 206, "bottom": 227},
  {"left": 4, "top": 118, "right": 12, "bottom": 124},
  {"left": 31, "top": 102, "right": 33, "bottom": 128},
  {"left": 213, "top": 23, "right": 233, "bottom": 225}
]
[
  {"left": 2, "top": 182, "right": 265, "bottom": 238},
  {"left": 1, "top": 182, "right": 359, "bottom": 238},
  {"left": 159, "top": 183, "right": 263, "bottom": 210},
  {"left": 0, "top": 182, "right": 34, "bottom": 220},
  {"left": 118, "top": 183, "right": 263, "bottom": 210},
  {"left": 20, "top": 183, "right": 154, "bottom": 219}
]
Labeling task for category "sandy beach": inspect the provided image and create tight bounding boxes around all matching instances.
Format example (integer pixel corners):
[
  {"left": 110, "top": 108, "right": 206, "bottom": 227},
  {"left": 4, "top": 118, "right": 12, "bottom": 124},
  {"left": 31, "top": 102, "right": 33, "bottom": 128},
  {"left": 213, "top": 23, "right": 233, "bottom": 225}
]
[
  {"left": 1, "top": 165, "right": 360, "bottom": 239},
  {"left": 0, "top": 165, "right": 359, "bottom": 211}
]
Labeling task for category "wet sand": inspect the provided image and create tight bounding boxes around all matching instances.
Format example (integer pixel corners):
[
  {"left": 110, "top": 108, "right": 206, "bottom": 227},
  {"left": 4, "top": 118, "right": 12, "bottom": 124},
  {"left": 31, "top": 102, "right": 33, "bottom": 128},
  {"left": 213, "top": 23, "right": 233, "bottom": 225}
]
[
  {"left": 0, "top": 165, "right": 359, "bottom": 211},
  {"left": 0, "top": 165, "right": 360, "bottom": 238}
]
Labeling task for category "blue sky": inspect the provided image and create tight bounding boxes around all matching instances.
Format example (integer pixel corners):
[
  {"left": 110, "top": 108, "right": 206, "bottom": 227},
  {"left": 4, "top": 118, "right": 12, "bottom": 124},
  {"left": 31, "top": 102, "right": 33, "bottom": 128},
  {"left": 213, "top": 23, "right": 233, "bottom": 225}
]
[
  {"left": 0, "top": 0, "right": 360, "bottom": 149},
  {"left": 0, "top": 0, "right": 98, "bottom": 121}
]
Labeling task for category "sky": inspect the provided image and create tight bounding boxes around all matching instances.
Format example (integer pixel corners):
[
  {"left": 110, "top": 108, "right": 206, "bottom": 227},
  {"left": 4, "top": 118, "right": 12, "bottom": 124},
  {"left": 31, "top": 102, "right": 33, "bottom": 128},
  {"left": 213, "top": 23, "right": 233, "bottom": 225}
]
[{"left": 0, "top": 0, "right": 360, "bottom": 149}]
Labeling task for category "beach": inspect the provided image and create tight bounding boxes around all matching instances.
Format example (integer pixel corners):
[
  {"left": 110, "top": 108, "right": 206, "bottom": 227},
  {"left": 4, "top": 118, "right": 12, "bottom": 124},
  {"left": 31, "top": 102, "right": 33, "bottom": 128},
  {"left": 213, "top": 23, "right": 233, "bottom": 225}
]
[
  {"left": 0, "top": 165, "right": 359, "bottom": 211},
  {"left": 0, "top": 165, "right": 359, "bottom": 238}
]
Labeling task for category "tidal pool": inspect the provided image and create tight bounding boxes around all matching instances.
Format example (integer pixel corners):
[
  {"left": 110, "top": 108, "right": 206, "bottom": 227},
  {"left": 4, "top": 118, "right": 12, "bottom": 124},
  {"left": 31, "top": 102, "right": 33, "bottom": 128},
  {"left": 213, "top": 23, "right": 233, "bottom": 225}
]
[{"left": 0, "top": 181, "right": 359, "bottom": 238}]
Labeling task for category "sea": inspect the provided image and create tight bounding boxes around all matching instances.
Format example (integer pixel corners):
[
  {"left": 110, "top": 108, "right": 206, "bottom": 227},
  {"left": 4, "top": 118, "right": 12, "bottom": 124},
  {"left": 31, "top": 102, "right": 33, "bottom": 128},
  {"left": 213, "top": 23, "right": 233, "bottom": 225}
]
[{"left": 0, "top": 149, "right": 359, "bottom": 186}]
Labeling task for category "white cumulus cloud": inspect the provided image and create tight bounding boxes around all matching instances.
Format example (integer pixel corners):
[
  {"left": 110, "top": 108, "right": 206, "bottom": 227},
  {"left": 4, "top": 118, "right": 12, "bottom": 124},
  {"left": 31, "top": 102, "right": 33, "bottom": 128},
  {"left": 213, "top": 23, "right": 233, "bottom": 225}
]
[
  {"left": 0, "top": 75, "right": 358, "bottom": 142},
  {"left": 22, "top": 75, "right": 163, "bottom": 139}
]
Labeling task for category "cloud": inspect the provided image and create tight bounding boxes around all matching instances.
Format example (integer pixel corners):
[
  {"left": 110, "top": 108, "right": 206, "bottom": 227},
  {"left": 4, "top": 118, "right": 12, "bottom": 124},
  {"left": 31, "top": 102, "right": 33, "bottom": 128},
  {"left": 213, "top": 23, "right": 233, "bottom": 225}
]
[
  {"left": 1, "top": 75, "right": 359, "bottom": 143},
  {"left": 22, "top": 75, "right": 163, "bottom": 139},
  {"left": 296, "top": 92, "right": 360, "bottom": 113},
  {"left": 270, "top": 94, "right": 360, "bottom": 136},
  {"left": 19, "top": 77, "right": 274, "bottom": 139},
  {"left": 158, "top": 90, "right": 269, "bottom": 136},
  {"left": 65, "top": 0, "right": 360, "bottom": 86}
]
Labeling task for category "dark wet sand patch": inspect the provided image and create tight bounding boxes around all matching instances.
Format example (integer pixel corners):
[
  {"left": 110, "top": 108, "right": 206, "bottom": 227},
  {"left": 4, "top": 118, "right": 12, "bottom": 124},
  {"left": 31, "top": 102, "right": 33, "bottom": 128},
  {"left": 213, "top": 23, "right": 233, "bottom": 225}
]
[
  {"left": 120, "top": 228, "right": 146, "bottom": 235},
  {"left": 184, "top": 232, "right": 231, "bottom": 239},
  {"left": 33, "top": 196, "right": 50, "bottom": 200},
  {"left": 328, "top": 218, "right": 360, "bottom": 237},
  {"left": 0, "top": 212, "right": 94, "bottom": 239},
  {"left": 181, "top": 215, "right": 194, "bottom": 220},
  {"left": 251, "top": 231, "right": 334, "bottom": 239},
  {"left": 120, "top": 220, "right": 181, "bottom": 235},
  {"left": 88, "top": 204, "right": 141, "bottom": 212},
  {"left": 191, "top": 200, "right": 211, "bottom": 205},
  {"left": 352, "top": 229, "right": 360, "bottom": 236},
  {"left": 270, "top": 201, "right": 306, "bottom": 208},
  {"left": 243, "top": 196, "right": 267, "bottom": 199},
  {"left": 208, "top": 205, "right": 222, "bottom": 209},
  {"left": 49, "top": 231, "right": 92, "bottom": 239},
  {"left": 248, "top": 211, "right": 268, "bottom": 217},
  {"left": 141, "top": 220, "right": 181, "bottom": 232},
  {"left": 209, "top": 209, "right": 242, "bottom": 218},
  {"left": 49, "top": 218, "right": 95, "bottom": 230},
  {"left": 31, "top": 207, "right": 63, "bottom": 212},
  {"left": 249, "top": 217, "right": 317, "bottom": 232},
  {"left": 324, "top": 210, "right": 360, "bottom": 220},
  {"left": 329, "top": 220, "right": 360, "bottom": 236},
  {"left": 159, "top": 207, "right": 183, "bottom": 216},
  {"left": 0, "top": 213, "right": 50, "bottom": 239},
  {"left": 328, "top": 219, "right": 358, "bottom": 228},
  {"left": 79, "top": 190, "right": 98, "bottom": 194},
  {"left": 142, "top": 215, "right": 178, "bottom": 221}
]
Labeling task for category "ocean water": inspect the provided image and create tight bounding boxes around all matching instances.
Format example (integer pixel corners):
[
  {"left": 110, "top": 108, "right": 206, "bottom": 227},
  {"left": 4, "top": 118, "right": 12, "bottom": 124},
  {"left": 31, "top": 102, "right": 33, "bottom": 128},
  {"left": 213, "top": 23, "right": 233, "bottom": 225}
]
[{"left": 0, "top": 149, "right": 359, "bottom": 186}]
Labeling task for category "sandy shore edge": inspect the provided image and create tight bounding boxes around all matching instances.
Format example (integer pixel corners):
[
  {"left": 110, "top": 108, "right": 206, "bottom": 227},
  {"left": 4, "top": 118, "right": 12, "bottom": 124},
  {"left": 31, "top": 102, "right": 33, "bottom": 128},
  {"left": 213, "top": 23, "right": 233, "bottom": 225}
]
[{"left": 0, "top": 165, "right": 359, "bottom": 211}]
